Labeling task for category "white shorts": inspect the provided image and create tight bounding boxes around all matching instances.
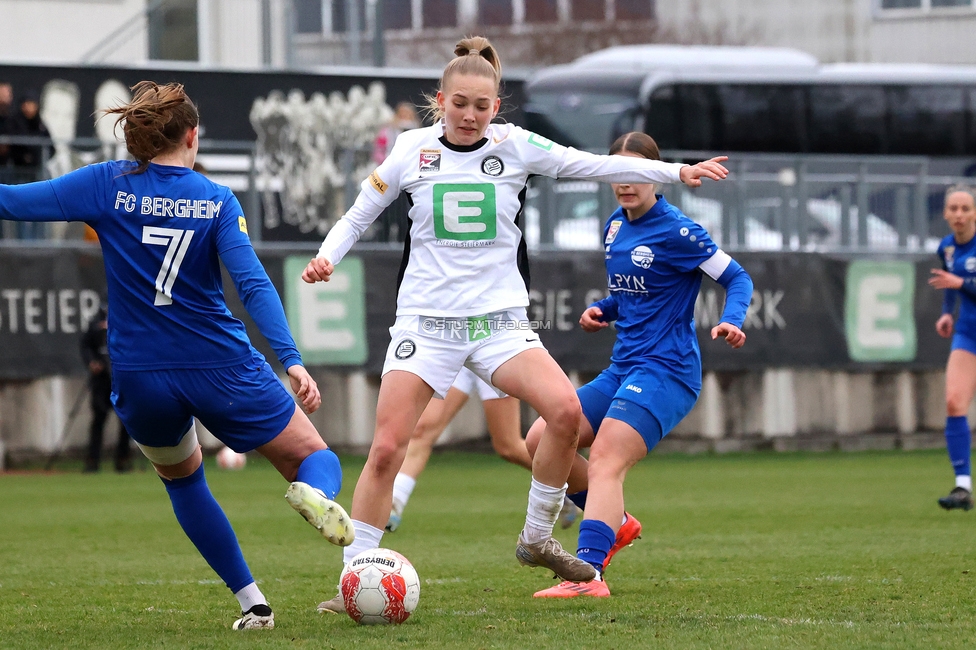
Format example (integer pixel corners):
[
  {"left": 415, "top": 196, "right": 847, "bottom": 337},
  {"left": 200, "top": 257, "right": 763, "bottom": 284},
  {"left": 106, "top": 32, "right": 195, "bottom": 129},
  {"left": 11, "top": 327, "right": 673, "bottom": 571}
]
[
  {"left": 382, "top": 308, "right": 545, "bottom": 399},
  {"left": 452, "top": 367, "right": 508, "bottom": 401}
]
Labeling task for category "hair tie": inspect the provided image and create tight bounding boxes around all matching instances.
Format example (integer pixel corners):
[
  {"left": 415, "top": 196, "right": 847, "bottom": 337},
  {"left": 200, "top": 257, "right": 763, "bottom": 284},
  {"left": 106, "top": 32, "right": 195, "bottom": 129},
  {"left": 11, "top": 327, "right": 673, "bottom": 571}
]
[{"left": 468, "top": 48, "right": 479, "bottom": 55}]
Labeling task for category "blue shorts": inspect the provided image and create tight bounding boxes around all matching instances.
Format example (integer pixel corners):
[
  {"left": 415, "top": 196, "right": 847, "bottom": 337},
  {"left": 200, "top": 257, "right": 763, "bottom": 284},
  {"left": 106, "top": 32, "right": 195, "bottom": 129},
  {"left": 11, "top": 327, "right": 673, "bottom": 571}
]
[
  {"left": 952, "top": 332, "right": 976, "bottom": 356},
  {"left": 111, "top": 356, "right": 296, "bottom": 453},
  {"left": 578, "top": 364, "right": 700, "bottom": 451}
]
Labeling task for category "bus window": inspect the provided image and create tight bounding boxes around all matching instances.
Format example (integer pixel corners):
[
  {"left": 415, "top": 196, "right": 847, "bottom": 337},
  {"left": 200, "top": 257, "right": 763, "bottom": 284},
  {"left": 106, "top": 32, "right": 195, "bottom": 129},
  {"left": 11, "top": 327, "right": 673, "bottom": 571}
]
[
  {"left": 888, "top": 85, "right": 965, "bottom": 155},
  {"left": 809, "top": 85, "right": 886, "bottom": 154},
  {"left": 525, "top": 89, "right": 640, "bottom": 150},
  {"left": 715, "top": 85, "right": 806, "bottom": 152},
  {"left": 676, "top": 85, "right": 718, "bottom": 151},
  {"left": 645, "top": 85, "right": 678, "bottom": 149}
]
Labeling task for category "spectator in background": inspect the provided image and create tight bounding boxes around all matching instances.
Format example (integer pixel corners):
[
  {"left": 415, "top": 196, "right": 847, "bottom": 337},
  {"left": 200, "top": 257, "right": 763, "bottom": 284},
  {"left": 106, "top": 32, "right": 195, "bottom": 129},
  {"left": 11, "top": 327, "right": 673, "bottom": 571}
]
[
  {"left": 372, "top": 102, "right": 420, "bottom": 164},
  {"left": 10, "top": 90, "right": 47, "bottom": 171},
  {"left": 10, "top": 91, "right": 49, "bottom": 237},
  {"left": 0, "top": 83, "right": 12, "bottom": 167},
  {"left": 81, "top": 306, "right": 132, "bottom": 473}
]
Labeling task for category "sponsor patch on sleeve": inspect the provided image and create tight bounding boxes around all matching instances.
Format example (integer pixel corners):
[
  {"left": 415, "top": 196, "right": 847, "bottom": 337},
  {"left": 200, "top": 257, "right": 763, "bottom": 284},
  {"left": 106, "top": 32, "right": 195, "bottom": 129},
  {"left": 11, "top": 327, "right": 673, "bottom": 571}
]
[
  {"left": 527, "top": 132, "right": 554, "bottom": 151},
  {"left": 238, "top": 216, "right": 248, "bottom": 235},
  {"left": 368, "top": 170, "right": 388, "bottom": 194}
]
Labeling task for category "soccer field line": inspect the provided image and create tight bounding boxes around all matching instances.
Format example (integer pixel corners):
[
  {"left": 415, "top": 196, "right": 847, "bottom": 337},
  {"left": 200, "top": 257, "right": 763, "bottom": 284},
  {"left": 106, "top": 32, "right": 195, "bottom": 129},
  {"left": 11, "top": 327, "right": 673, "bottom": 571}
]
[
  {"left": 725, "top": 613, "right": 858, "bottom": 628},
  {"left": 143, "top": 606, "right": 193, "bottom": 615},
  {"left": 644, "top": 575, "right": 904, "bottom": 584}
]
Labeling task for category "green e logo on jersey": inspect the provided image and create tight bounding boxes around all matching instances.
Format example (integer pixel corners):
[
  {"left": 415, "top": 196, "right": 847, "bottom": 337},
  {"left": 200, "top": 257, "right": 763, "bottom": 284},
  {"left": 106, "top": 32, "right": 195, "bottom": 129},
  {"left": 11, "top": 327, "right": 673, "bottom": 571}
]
[{"left": 433, "top": 183, "right": 497, "bottom": 240}]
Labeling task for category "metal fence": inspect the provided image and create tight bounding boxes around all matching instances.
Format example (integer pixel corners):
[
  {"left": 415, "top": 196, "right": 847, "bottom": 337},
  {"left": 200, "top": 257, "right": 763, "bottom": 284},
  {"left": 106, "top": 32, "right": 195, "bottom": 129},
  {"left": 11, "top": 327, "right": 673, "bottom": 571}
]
[
  {"left": 1, "top": 137, "right": 970, "bottom": 252},
  {"left": 0, "top": 135, "right": 259, "bottom": 241},
  {"left": 526, "top": 151, "right": 970, "bottom": 253}
]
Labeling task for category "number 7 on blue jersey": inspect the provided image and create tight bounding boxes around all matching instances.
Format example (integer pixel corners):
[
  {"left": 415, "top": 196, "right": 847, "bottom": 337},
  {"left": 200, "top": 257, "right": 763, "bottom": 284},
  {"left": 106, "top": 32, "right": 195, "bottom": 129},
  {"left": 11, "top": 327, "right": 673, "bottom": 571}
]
[{"left": 142, "top": 226, "right": 194, "bottom": 306}]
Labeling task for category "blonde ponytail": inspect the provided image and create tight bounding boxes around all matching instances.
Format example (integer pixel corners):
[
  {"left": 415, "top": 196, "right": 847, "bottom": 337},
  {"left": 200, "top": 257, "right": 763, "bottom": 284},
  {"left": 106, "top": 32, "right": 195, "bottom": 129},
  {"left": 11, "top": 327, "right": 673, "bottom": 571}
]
[{"left": 424, "top": 36, "right": 503, "bottom": 121}]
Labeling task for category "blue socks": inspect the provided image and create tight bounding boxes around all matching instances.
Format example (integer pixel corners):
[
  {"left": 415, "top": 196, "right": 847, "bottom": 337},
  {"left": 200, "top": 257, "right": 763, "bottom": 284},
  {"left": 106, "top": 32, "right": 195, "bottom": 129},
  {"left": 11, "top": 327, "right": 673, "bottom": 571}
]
[
  {"left": 295, "top": 449, "right": 343, "bottom": 500},
  {"left": 577, "top": 519, "right": 615, "bottom": 573},
  {"left": 568, "top": 490, "right": 587, "bottom": 511},
  {"left": 160, "top": 450, "right": 341, "bottom": 595},
  {"left": 161, "top": 464, "right": 253, "bottom": 593},
  {"left": 945, "top": 416, "right": 972, "bottom": 477}
]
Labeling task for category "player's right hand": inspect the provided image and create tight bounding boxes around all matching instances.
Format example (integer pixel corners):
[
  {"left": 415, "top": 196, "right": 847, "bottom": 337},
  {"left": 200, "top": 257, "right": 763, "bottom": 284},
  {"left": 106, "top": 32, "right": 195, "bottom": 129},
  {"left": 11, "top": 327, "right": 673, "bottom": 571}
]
[
  {"left": 287, "top": 365, "right": 322, "bottom": 413},
  {"left": 579, "top": 306, "right": 609, "bottom": 333},
  {"left": 936, "top": 313, "right": 954, "bottom": 339},
  {"left": 679, "top": 156, "right": 729, "bottom": 187},
  {"left": 302, "top": 257, "right": 334, "bottom": 283}
]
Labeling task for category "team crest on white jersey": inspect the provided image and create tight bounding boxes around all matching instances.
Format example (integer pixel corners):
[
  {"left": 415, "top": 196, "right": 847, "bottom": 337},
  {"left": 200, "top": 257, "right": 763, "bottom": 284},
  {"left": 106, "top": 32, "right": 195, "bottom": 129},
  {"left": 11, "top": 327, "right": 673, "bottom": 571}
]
[
  {"left": 631, "top": 245, "right": 654, "bottom": 269},
  {"left": 419, "top": 149, "right": 441, "bottom": 173},
  {"left": 967, "top": 256, "right": 976, "bottom": 273},
  {"left": 605, "top": 220, "right": 623, "bottom": 244},
  {"left": 481, "top": 155, "right": 504, "bottom": 176}
]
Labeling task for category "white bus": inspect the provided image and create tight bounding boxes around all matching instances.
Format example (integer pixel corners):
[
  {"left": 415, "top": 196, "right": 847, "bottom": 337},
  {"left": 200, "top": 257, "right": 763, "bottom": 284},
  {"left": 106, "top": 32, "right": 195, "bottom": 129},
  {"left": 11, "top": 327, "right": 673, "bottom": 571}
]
[{"left": 525, "top": 44, "right": 976, "bottom": 159}]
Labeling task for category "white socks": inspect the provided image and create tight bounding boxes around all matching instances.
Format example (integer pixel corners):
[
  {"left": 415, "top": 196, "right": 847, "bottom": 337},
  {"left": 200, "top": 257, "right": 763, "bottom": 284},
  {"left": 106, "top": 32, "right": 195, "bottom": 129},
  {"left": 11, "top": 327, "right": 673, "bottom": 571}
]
[
  {"left": 522, "top": 478, "right": 567, "bottom": 544},
  {"left": 392, "top": 473, "right": 417, "bottom": 509},
  {"left": 234, "top": 582, "right": 268, "bottom": 612},
  {"left": 342, "top": 519, "right": 385, "bottom": 565},
  {"left": 957, "top": 475, "right": 973, "bottom": 491}
]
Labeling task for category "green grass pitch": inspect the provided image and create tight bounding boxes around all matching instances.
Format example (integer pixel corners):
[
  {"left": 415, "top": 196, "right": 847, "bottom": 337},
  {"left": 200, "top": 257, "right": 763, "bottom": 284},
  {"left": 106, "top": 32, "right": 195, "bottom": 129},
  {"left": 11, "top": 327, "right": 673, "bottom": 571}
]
[{"left": 1, "top": 449, "right": 974, "bottom": 648}]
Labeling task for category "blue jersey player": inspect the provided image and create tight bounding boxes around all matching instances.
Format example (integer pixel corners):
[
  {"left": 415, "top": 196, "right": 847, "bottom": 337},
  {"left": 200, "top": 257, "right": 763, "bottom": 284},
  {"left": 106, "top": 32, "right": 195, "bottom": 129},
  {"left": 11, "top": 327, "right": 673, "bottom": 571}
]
[
  {"left": 929, "top": 185, "right": 976, "bottom": 511},
  {"left": 0, "top": 82, "right": 354, "bottom": 630},
  {"left": 528, "top": 132, "right": 753, "bottom": 598}
]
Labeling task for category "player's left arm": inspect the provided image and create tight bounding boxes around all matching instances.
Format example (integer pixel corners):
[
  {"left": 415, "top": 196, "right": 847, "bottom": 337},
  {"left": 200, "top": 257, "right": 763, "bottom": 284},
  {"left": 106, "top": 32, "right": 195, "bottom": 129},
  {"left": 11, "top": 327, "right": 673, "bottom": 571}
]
[
  {"left": 928, "top": 267, "right": 975, "bottom": 296},
  {"left": 216, "top": 194, "right": 320, "bottom": 410},
  {"left": 703, "top": 253, "right": 752, "bottom": 349},
  {"left": 580, "top": 294, "right": 617, "bottom": 332},
  {"left": 220, "top": 244, "right": 321, "bottom": 412},
  {"left": 515, "top": 127, "right": 726, "bottom": 187},
  {"left": 670, "top": 218, "right": 752, "bottom": 349}
]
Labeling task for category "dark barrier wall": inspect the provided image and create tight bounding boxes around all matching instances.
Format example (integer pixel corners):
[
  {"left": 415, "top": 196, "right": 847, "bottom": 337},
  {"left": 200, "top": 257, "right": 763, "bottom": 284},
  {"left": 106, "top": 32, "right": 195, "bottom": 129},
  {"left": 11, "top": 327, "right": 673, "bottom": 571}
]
[
  {"left": 0, "top": 246, "right": 951, "bottom": 379},
  {"left": 0, "top": 247, "right": 106, "bottom": 378},
  {"left": 0, "top": 63, "right": 526, "bottom": 142}
]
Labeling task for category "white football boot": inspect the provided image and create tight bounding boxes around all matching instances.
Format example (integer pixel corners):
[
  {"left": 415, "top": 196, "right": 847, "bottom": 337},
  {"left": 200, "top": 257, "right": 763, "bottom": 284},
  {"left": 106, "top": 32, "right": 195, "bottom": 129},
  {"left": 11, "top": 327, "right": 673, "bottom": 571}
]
[{"left": 285, "top": 482, "right": 355, "bottom": 546}]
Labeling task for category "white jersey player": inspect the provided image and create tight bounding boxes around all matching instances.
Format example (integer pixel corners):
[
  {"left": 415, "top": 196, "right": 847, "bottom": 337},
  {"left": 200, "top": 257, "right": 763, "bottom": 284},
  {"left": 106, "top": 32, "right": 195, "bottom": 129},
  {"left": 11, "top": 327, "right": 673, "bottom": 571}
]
[{"left": 304, "top": 36, "right": 729, "bottom": 605}]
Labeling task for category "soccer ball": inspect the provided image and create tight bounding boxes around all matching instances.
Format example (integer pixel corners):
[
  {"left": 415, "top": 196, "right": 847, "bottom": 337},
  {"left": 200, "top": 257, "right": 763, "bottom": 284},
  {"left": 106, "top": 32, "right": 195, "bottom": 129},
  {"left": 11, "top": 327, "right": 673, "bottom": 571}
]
[
  {"left": 215, "top": 446, "right": 246, "bottom": 470},
  {"left": 340, "top": 548, "right": 420, "bottom": 625}
]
